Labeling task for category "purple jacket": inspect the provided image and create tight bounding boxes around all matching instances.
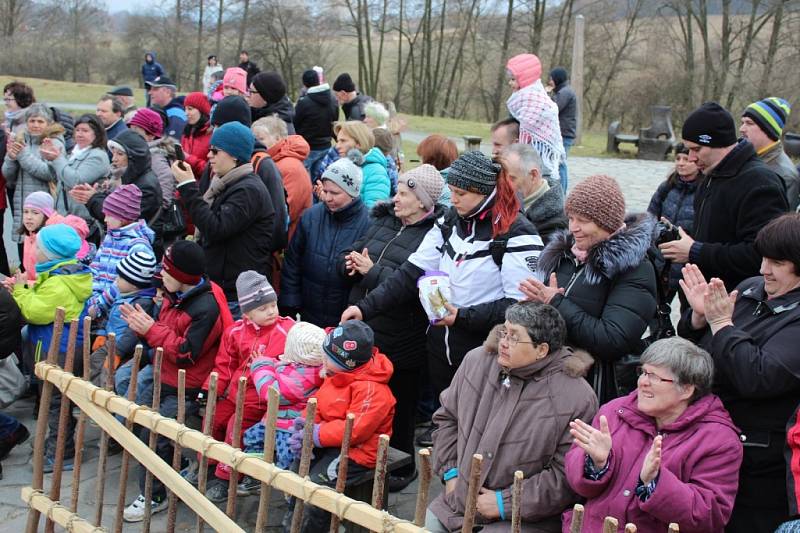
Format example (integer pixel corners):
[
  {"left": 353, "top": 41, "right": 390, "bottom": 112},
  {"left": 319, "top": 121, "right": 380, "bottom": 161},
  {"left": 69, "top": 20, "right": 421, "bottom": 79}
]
[{"left": 563, "top": 391, "right": 742, "bottom": 533}]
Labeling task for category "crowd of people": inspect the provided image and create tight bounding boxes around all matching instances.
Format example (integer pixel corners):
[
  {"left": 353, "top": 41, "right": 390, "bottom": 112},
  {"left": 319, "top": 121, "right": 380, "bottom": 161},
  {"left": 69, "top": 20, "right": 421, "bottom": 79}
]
[{"left": 0, "top": 48, "right": 798, "bottom": 533}]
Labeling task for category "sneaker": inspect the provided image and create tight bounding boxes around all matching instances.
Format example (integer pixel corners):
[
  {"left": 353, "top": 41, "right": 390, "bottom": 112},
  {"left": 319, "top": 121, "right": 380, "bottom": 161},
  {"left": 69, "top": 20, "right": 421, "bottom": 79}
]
[
  {"left": 123, "top": 494, "right": 168, "bottom": 522},
  {"left": 205, "top": 479, "right": 229, "bottom": 503},
  {"left": 180, "top": 458, "right": 199, "bottom": 486},
  {"left": 237, "top": 475, "right": 261, "bottom": 496},
  {"left": 43, "top": 455, "right": 74, "bottom": 474},
  {"left": 0, "top": 424, "right": 30, "bottom": 460},
  {"left": 415, "top": 426, "right": 433, "bottom": 447},
  {"left": 388, "top": 468, "right": 418, "bottom": 493}
]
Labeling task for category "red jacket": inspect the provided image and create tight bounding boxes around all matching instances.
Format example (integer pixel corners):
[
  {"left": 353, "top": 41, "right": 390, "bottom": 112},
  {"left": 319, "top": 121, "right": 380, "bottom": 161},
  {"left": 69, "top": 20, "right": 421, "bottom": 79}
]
[
  {"left": 312, "top": 349, "right": 395, "bottom": 468},
  {"left": 144, "top": 279, "right": 233, "bottom": 391},
  {"left": 268, "top": 136, "right": 312, "bottom": 240},
  {"left": 181, "top": 123, "right": 212, "bottom": 177},
  {"left": 213, "top": 315, "right": 294, "bottom": 402}
]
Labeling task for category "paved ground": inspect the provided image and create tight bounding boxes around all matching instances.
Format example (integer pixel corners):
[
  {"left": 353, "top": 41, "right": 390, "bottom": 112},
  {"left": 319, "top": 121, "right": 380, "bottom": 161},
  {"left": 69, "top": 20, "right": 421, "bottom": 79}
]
[{"left": 0, "top": 154, "right": 675, "bottom": 531}]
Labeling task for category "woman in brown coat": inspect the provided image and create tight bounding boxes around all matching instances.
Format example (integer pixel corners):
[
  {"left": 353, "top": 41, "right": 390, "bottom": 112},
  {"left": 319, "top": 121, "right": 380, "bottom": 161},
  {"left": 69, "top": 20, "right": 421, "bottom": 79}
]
[{"left": 428, "top": 302, "right": 598, "bottom": 532}]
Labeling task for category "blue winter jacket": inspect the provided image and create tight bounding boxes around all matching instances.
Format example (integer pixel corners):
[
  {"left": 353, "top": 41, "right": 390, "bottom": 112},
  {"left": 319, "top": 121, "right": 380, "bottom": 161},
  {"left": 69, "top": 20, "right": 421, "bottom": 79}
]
[
  {"left": 141, "top": 52, "right": 165, "bottom": 83},
  {"left": 360, "top": 147, "right": 391, "bottom": 208},
  {"left": 92, "top": 285, "right": 156, "bottom": 356},
  {"left": 279, "top": 198, "right": 370, "bottom": 327},
  {"left": 88, "top": 220, "right": 155, "bottom": 308}
]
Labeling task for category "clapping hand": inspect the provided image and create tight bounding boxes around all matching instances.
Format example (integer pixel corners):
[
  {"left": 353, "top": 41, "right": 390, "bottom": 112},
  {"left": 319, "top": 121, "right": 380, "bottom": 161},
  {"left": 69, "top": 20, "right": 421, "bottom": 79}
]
[
  {"left": 68, "top": 182, "right": 97, "bottom": 205},
  {"left": 640, "top": 435, "right": 662, "bottom": 484},
  {"left": 704, "top": 278, "right": 736, "bottom": 333},
  {"left": 39, "top": 138, "right": 61, "bottom": 161},
  {"left": 569, "top": 416, "right": 612, "bottom": 469},
  {"left": 519, "top": 273, "right": 564, "bottom": 304},
  {"left": 1, "top": 272, "right": 25, "bottom": 292},
  {"left": 313, "top": 179, "right": 324, "bottom": 201},
  {"left": 120, "top": 303, "right": 155, "bottom": 335},
  {"left": 679, "top": 264, "right": 709, "bottom": 329},
  {"left": 345, "top": 248, "right": 373, "bottom": 276},
  {"left": 6, "top": 138, "right": 24, "bottom": 160},
  {"left": 288, "top": 417, "right": 306, "bottom": 455}
]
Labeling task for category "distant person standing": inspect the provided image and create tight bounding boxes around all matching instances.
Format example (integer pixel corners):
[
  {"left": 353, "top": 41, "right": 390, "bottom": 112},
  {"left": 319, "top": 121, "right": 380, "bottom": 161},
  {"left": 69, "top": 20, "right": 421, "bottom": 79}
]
[
  {"left": 96, "top": 95, "right": 128, "bottom": 141},
  {"left": 547, "top": 67, "right": 576, "bottom": 193},
  {"left": 248, "top": 71, "right": 295, "bottom": 133},
  {"left": 294, "top": 69, "right": 338, "bottom": 178},
  {"left": 141, "top": 52, "right": 164, "bottom": 106},
  {"left": 107, "top": 86, "right": 137, "bottom": 122},
  {"left": 202, "top": 55, "right": 223, "bottom": 93},
  {"left": 237, "top": 51, "right": 260, "bottom": 86},
  {"left": 332, "top": 73, "right": 372, "bottom": 121}
]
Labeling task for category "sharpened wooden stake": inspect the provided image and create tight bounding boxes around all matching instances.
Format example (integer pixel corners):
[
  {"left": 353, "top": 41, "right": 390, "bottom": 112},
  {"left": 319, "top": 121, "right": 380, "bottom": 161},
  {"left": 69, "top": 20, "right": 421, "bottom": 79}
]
[
  {"left": 511, "top": 470, "right": 523, "bottom": 533},
  {"left": 226, "top": 376, "right": 248, "bottom": 518},
  {"left": 143, "top": 348, "right": 164, "bottom": 531},
  {"left": 166, "top": 370, "right": 187, "bottom": 533},
  {"left": 329, "top": 413, "right": 355, "bottom": 533},
  {"left": 290, "top": 398, "right": 318, "bottom": 533},
  {"left": 93, "top": 331, "right": 116, "bottom": 527},
  {"left": 69, "top": 316, "right": 92, "bottom": 512},
  {"left": 668, "top": 524, "right": 680, "bottom": 532},
  {"left": 570, "top": 504, "right": 584, "bottom": 533},
  {"left": 603, "top": 516, "right": 619, "bottom": 533},
  {"left": 371, "top": 434, "right": 390, "bottom": 510},
  {"left": 413, "top": 448, "right": 432, "bottom": 526},
  {"left": 624, "top": 524, "right": 637, "bottom": 533},
  {"left": 254, "top": 385, "right": 281, "bottom": 532},
  {"left": 113, "top": 345, "right": 143, "bottom": 533},
  {"left": 195, "top": 371, "right": 218, "bottom": 533},
  {"left": 25, "top": 307, "right": 65, "bottom": 533},
  {"left": 460, "top": 454, "right": 483, "bottom": 533}
]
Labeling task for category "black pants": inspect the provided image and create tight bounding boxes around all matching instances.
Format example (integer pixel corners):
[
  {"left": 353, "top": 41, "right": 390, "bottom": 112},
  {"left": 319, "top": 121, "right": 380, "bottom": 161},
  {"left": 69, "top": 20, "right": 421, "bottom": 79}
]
[
  {"left": 0, "top": 208, "right": 10, "bottom": 276},
  {"left": 387, "top": 366, "right": 421, "bottom": 476},
  {"left": 45, "top": 348, "right": 84, "bottom": 459}
]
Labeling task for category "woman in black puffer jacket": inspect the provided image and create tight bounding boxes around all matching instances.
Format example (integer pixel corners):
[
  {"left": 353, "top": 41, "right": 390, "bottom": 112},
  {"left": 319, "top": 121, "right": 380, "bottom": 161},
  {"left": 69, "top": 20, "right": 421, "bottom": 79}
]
[{"left": 341, "top": 164, "right": 446, "bottom": 490}]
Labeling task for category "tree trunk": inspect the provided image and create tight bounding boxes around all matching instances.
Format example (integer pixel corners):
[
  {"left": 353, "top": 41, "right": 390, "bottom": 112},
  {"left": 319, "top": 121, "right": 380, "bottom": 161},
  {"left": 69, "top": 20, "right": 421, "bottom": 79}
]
[
  {"left": 726, "top": 0, "right": 768, "bottom": 109},
  {"left": 759, "top": 0, "right": 785, "bottom": 96},
  {"left": 194, "top": 0, "right": 204, "bottom": 90},
  {"left": 442, "top": 0, "right": 479, "bottom": 117},
  {"left": 491, "top": 0, "right": 514, "bottom": 122},
  {"left": 174, "top": 0, "right": 182, "bottom": 89},
  {"left": 394, "top": 0, "right": 403, "bottom": 107},
  {"left": 215, "top": 0, "right": 224, "bottom": 61},
  {"left": 237, "top": 0, "right": 250, "bottom": 62}
]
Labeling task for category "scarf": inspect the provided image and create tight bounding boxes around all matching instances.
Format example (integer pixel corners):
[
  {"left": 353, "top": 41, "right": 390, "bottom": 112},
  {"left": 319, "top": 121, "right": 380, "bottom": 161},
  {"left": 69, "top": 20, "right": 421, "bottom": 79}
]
[
  {"left": 506, "top": 80, "right": 565, "bottom": 175},
  {"left": 68, "top": 145, "right": 90, "bottom": 163},
  {"left": 202, "top": 163, "right": 254, "bottom": 205}
]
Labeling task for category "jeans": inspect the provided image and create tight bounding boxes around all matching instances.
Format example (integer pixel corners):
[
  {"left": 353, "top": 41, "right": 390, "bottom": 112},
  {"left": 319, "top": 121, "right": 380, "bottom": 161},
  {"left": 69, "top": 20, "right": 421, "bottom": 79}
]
[
  {"left": 304, "top": 148, "right": 329, "bottom": 184},
  {"left": 558, "top": 137, "right": 575, "bottom": 194},
  {"left": 0, "top": 412, "right": 20, "bottom": 440},
  {"left": 115, "top": 360, "right": 155, "bottom": 409}
]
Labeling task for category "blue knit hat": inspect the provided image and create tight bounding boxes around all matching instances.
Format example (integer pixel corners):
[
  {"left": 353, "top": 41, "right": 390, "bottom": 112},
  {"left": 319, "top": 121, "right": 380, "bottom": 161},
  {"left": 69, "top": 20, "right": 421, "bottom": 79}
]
[
  {"left": 210, "top": 122, "right": 254, "bottom": 163},
  {"left": 37, "top": 224, "right": 81, "bottom": 261},
  {"left": 743, "top": 97, "right": 792, "bottom": 141}
]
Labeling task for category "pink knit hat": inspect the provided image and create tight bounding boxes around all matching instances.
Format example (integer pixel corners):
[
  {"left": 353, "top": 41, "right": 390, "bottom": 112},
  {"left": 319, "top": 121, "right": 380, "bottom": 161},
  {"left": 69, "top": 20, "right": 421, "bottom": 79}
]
[
  {"left": 128, "top": 108, "right": 164, "bottom": 138},
  {"left": 506, "top": 53, "right": 542, "bottom": 90},
  {"left": 223, "top": 67, "right": 248, "bottom": 94},
  {"left": 46, "top": 214, "right": 91, "bottom": 259},
  {"left": 24, "top": 191, "right": 55, "bottom": 218},
  {"left": 102, "top": 184, "right": 142, "bottom": 222}
]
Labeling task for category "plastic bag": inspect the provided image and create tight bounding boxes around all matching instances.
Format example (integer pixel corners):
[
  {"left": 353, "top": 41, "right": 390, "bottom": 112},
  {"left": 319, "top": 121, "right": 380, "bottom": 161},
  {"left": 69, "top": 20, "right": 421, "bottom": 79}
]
[{"left": 417, "top": 271, "right": 452, "bottom": 324}]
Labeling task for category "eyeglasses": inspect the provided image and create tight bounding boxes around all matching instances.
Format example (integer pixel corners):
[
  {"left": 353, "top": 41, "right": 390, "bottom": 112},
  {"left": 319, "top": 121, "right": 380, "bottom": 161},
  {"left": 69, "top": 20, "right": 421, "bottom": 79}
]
[
  {"left": 3, "top": 97, "right": 14, "bottom": 103},
  {"left": 496, "top": 327, "right": 535, "bottom": 347},
  {"left": 209, "top": 147, "right": 219, "bottom": 155},
  {"left": 636, "top": 366, "right": 675, "bottom": 384}
]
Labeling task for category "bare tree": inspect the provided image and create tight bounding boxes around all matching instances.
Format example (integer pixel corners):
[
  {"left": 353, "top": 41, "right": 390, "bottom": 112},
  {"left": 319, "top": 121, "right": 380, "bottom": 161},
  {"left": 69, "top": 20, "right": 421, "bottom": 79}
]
[
  {"left": 0, "top": 0, "right": 31, "bottom": 37},
  {"left": 759, "top": 0, "right": 787, "bottom": 96},
  {"left": 194, "top": 0, "right": 205, "bottom": 90}
]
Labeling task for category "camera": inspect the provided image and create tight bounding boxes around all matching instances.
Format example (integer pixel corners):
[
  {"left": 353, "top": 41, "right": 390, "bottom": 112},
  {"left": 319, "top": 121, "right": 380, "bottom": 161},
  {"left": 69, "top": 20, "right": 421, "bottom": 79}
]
[{"left": 655, "top": 220, "right": 680, "bottom": 245}]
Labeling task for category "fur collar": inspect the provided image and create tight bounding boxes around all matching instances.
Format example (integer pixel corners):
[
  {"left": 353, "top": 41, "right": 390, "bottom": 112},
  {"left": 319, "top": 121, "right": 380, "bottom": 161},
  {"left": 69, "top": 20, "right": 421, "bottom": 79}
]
[
  {"left": 536, "top": 213, "right": 655, "bottom": 285},
  {"left": 482, "top": 324, "right": 589, "bottom": 379}
]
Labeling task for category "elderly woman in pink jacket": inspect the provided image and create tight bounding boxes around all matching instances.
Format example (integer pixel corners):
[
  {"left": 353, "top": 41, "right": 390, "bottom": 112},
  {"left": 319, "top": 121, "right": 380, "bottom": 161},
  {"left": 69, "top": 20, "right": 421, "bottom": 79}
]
[{"left": 563, "top": 337, "right": 743, "bottom": 532}]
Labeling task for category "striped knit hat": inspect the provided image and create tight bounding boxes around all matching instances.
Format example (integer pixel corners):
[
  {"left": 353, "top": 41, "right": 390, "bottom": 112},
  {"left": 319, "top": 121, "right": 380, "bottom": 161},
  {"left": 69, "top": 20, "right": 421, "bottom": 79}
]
[
  {"left": 117, "top": 250, "right": 157, "bottom": 289},
  {"left": 102, "top": 184, "right": 142, "bottom": 222},
  {"left": 280, "top": 322, "right": 326, "bottom": 366},
  {"left": 236, "top": 270, "right": 277, "bottom": 314},
  {"left": 743, "top": 97, "right": 792, "bottom": 141}
]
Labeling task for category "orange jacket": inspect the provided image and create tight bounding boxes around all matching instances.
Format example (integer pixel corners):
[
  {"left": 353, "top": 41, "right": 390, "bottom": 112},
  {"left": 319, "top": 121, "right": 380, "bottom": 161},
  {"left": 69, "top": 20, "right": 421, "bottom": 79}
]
[{"left": 268, "top": 136, "right": 312, "bottom": 240}]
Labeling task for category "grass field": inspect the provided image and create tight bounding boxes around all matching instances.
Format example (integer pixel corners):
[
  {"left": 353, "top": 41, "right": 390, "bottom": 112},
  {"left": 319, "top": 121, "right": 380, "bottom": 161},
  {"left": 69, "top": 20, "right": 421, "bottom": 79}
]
[{"left": 1, "top": 75, "right": 614, "bottom": 158}]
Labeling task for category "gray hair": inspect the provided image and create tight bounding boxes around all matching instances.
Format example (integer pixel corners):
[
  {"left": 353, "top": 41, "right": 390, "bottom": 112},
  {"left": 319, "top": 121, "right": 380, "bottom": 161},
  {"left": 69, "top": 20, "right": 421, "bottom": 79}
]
[
  {"left": 365, "top": 101, "right": 390, "bottom": 127},
  {"left": 252, "top": 115, "right": 288, "bottom": 140},
  {"left": 24, "top": 103, "right": 54, "bottom": 124},
  {"left": 502, "top": 143, "right": 543, "bottom": 177},
  {"left": 640, "top": 337, "right": 714, "bottom": 400},
  {"left": 504, "top": 301, "right": 566, "bottom": 353}
]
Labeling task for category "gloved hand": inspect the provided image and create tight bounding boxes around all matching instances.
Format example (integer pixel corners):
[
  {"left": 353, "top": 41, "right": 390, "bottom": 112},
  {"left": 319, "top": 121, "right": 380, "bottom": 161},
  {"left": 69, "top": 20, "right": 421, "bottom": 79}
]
[{"left": 288, "top": 417, "right": 306, "bottom": 455}]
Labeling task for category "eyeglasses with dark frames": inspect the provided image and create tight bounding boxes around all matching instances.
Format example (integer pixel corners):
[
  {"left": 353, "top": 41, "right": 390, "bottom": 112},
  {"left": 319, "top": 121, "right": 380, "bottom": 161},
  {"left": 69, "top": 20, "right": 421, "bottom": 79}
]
[{"left": 636, "top": 366, "right": 675, "bottom": 384}]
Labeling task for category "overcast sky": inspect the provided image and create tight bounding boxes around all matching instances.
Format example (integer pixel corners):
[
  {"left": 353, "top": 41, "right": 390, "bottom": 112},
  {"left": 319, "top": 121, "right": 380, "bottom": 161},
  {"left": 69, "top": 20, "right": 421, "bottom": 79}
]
[{"left": 107, "top": 0, "right": 161, "bottom": 14}]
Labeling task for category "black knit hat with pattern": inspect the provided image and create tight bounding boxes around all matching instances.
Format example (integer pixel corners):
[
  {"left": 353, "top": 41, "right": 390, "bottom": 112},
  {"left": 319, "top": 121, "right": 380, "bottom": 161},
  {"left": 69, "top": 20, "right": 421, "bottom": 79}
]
[{"left": 446, "top": 151, "right": 500, "bottom": 196}]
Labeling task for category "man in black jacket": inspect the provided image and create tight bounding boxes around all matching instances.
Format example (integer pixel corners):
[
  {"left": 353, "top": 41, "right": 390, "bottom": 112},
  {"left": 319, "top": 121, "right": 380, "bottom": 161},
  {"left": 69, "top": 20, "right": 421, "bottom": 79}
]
[
  {"left": 295, "top": 69, "right": 338, "bottom": 177},
  {"left": 248, "top": 71, "right": 295, "bottom": 134},
  {"left": 332, "top": 73, "right": 372, "bottom": 121},
  {"left": 548, "top": 67, "right": 576, "bottom": 193},
  {"left": 660, "top": 102, "right": 788, "bottom": 291},
  {"left": 237, "top": 50, "right": 260, "bottom": 86}
]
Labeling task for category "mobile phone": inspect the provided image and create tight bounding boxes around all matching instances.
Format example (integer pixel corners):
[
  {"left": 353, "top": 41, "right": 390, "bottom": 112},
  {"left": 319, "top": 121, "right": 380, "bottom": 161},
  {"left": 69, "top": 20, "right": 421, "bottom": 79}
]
[{"left": 173, "top": 143, "right": 185, "bottom": 161}]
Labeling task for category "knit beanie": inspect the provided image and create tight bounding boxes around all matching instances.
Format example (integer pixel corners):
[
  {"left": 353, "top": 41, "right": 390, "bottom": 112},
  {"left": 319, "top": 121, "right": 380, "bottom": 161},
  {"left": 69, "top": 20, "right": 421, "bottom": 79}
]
[
  {"left": 128, "top": 108, "right": 164, "bottom": 138},
  {"left": 321, "top": 150, "right": 364, "bottom": 198},
  {"left": 549, "top": 67, "right": 568, "bottom": 87},
  {"left": 24, "top": 191, "right": 55, "bottom": 218},
  {"left": 333, "top": 73, "right": 356, "bottom": 93},
  {"left": 45, "top": 214, "right": 91, "bottom": 260},
  {"left": 236, "top": 270, "right": 277, "bottom": 314},
  {"left": 184, "top": 92, "right": 212, "bottom": 117},
  {"left": 447, "top": 151, "right": 500, "bottom": 196},
  {"left": 102, "top": 184, "right": 142, "bottom": 222},
  {"left": 399, "top": 164, "right": 444, "bottom": 212},
  {"left": 210, "top": 95, "right": 252, "bottom": 127},
  {"left": 742, "top": 97, "right": 792, "bottom": 142},
  {"left": 506, "top": 53, "right": 542, "bottom": 90},
  {"left": 210, "top": 121, "right": 254, "bottom": 163},
  {"left": 323, "top": 320, "right": 374, "bottom": 370},
  {"left": 281, "top": 322, "right": 326, "bottom": 366},
  {"left": 223, "top": 67, "right": 248, "bottom": 94},
  {"left": 37, "top": 224, "right": 81, "bottom": 261},
  {"left": 565, "top": 174, "right": 626, "bottom": 233},
  {"left": 302, "top": 69, "right": 320, "bottom": 89},
  {"left": 117, "top": 250, "right": 157, "bottom": 289},
  {"left": 682, "top": 102, "right": 737, "bottom": 148},
  {"left": 162, "top": 240, "right": 205, "bottom": 285},
  {"left": 252, "top": 72, "right": 287, "bottom": 104}
]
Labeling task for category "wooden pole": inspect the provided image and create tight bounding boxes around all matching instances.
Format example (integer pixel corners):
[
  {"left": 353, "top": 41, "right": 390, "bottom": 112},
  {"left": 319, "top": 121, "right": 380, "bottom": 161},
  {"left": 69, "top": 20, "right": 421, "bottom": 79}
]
[
  {"left": 113, "top": 345, "right": 143, "bottom": 533},
  {"left": 329, "top": 413, "right": 355, "bottom": 533},
  {"left": 195, "top": 371, "right": 219, "bottom": 533},
  {"left": 143, "top": 348, "right": 164, "bottom": 531},
  {"left": 413, "top": 448, "right": 432, "bottom": 526},
  {"left": 460, "top": 454, "right": 483, "bottom": 533},
  {"left": 602, "top": 517, "right": 619, "bottom": 533},
  {"left": 226, "top": 376, "right": 248, "bottom": 518},
  {"left": 23, "top": 487, "right": 107, "bottom": 533},
  {"left": 93, "top": 331, "right": 116, "bottom": 527},
  {"left": 25, "top": 307, "right": 65, "bottom": 533},
  {"left": 69, "top": 316, "right": 92, "bottom": 513},
  {"left": 571, "top": 14, "right": 585, "bottom": 144},
  {"left": 668, "top": 524, "right": 680, "bottom": 532},
  {"left": 290, "top": 398, "right": 318, "bottom": 533},
  {"left": 371, "top": 434, "right": 390, "bottom": 510},
  {"left": 167, "top": 370, "right": 187, "bottom": 533},
  {"left": 624, "top": 524, "right": 637, "bottom": 533},
  {"left": 570, "top": 504, "right": 584, "bottom": 533},
  {"left": 254, "top": 385, "right": 281, "bottom": 532},
  {"left": 511, "top": 470, "right": 523, "bottom": 533}
]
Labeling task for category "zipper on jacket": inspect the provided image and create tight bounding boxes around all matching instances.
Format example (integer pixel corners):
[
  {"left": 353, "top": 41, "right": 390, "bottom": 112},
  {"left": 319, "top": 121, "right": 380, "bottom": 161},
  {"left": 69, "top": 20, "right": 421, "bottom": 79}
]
[
  {"left": 375, "top": 226, "right": 405, "bottom": 265},
  {"left": 564, "top": 258, "right": 585, "bottom": 296}
]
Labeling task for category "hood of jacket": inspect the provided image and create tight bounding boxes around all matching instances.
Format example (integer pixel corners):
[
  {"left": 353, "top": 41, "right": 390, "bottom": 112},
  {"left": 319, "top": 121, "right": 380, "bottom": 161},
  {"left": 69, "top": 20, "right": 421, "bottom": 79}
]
[
  {"left": 327, "top": 349, "right": 393, "bottom": 388},
  {"left": 537, "top": 213, "right": 654, "bottom": 285},
  {"left": 616, "top": 389, "right": 740, "bottom": 436},
  {"left": 307, "top": 84, "right": 333, "bottom": 103},
  {"left": 268, "top": 135, "right": 310, "bottom": 162},
  {"left": 108, "top": 219, "right": 156, "bottom": 246},
  {"left": 259, "top": 97, "right": 295, "bottom": 124},
  {"left": 363, "top": 146, "right": 387, "bottom": 168},
  {"left": 114, "top": 129, "right": 152, "bottom": 180},
  {"left": 145, "top": 51, "right": 157, "bottom": 62}
]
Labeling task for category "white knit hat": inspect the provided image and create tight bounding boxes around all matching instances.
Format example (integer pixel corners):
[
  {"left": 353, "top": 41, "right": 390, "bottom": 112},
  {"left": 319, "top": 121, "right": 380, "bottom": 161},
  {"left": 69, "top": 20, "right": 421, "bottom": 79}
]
[
  {"left": 280, "top": 322, "right": 326, "bottom": 366},
  {"left": 321, "top": 150, "right": 364, "bottom": 198}
]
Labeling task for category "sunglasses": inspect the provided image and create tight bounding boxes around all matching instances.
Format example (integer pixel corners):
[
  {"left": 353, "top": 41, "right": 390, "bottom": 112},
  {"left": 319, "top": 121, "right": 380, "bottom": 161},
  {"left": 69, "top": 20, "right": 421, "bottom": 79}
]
[{"left": 209, "top": 147, "right": 219, "bottom": 155}]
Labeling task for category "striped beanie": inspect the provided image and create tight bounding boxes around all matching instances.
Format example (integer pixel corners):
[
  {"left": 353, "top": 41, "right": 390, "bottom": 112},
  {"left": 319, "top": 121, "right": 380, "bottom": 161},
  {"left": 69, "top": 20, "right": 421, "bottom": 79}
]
[
  {"left": 743, "top": 97, "right": 791, "bottom": 141},
  {"left": 102, "top": 184, "right": 142, "bottom": 222},
  {"left": 236, "top": 270, "right": 277, "bottom": 314},
  {"left": 117, "top": 250, "right": 157, "bottom": 289},
  {"left": 281, "top": 322, "right": 326, "bottom": 366}
]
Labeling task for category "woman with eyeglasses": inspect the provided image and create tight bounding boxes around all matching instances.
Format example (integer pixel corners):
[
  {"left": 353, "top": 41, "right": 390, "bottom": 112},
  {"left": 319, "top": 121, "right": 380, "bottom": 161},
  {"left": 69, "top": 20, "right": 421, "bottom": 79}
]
[
  {"left": 678, "top": 213, "right": 800, "bottom": 532},
  {"left": 426, "top": 302, "right": 597, "bottom": 532},
  {"left": 563, "top": 337, "right": 742, "bottom": 532}
]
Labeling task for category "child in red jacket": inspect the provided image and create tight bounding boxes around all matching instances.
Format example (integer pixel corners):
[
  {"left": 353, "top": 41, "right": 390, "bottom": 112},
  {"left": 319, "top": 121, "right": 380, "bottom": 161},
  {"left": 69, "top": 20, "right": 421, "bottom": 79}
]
[{"left": 285, "top": 320, "right": 396, "bottom": 533}]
